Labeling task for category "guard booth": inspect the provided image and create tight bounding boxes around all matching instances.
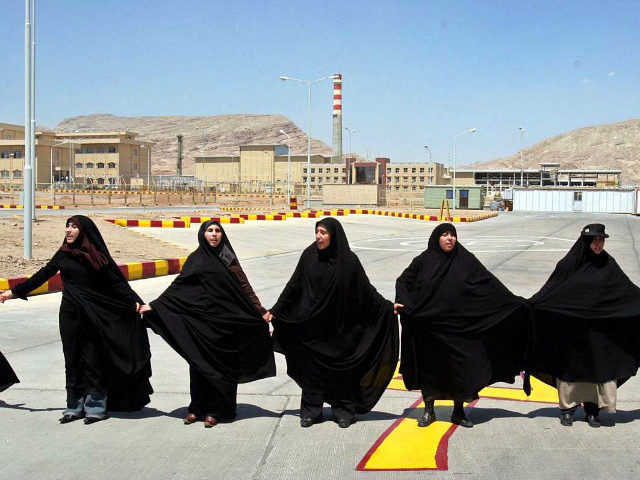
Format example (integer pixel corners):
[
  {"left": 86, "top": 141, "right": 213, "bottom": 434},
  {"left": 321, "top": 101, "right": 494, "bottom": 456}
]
[{"left": 423, "top": 185, "right": 483, "bottom": 209}]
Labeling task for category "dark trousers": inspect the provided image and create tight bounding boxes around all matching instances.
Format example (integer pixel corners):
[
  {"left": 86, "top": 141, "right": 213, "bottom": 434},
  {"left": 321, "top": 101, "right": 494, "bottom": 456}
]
[
  {"left": 188, "top": 367, "right": 237, "bottom": 419},
  {"left": 421, "top": 390, "right": 465, "bottom": 416},
  {"left": 561, "top": 402, "right": 600, "bottom": 416},
  {"left": 300, "top": 389, "right": 356, "bottom": 421},
  {"left": 59, "top": 300, "right": 107, "bottom": 416}
]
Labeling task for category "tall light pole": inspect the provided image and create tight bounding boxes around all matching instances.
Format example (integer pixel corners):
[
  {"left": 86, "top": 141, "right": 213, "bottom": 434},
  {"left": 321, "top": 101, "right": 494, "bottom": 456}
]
[
  {"left": 279, "top": 129, "right": 291, "bottom": 201},
  {"left": 423, "top": 145, "right": 432, "bottom": 190},
  {"left": 23, "top": 0, "right": 34, "bottom": 259},
  {"left": 344, "top": 126, "right": 356, "bottom": 184},
  {"left": 452, "top": 128, "right": 477, "bottom": 209},
  {"left": 519, "top": 127, "right": 526, "bottom": 187},
  {"left": 280, "top": 74, "right": 338, "bottom": 208}
]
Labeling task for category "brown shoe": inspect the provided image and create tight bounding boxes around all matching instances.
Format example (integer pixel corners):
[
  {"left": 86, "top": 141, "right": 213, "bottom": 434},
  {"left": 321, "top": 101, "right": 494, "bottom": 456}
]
[
  {"left": 203, "top": 415, "right": 218, "bottom": 428},
  {"left": 184, "top": 413, "right": 199, "bottom": 425}
]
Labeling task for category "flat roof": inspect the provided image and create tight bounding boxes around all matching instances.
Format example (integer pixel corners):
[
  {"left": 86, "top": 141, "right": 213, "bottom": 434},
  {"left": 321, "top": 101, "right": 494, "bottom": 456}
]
[{"left": 557, "top": 169, "right": 621, "bottom": 173}]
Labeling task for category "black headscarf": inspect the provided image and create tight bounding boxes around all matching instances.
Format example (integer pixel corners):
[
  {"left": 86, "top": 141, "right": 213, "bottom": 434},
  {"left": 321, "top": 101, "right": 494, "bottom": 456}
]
[
  {"left": 396, "top": 223, "right": 533, "bottom": 399},
  {"left": 0, "top": 350, "right": 19, "bottom": 392},
  {"left": 60, "top": 215, "right": 113, "bottom": 271},
  {"left": 530, "top": 226, "right": 640, "bottom": 384},
  {"left": 271, "top": 217, "right": 399, "bottom": 414},
  {"left": 145, "top": 220, "right": 276, "bottom": 383}
]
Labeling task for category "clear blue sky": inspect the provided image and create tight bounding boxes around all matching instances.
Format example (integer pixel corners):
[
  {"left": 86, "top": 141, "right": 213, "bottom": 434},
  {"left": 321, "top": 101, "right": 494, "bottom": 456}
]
[{"left": 1, "top": 0, "right": 638, "bottom": 165}]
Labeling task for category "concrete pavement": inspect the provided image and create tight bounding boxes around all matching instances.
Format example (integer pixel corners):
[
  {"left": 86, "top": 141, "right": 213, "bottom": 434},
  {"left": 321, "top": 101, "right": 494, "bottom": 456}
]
[{"left": 1, "top": 212, "right": 639, "bottom": 479}]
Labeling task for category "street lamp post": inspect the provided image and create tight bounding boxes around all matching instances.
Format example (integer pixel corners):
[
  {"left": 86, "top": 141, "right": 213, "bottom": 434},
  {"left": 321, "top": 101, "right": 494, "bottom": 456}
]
[
  {"left": 423, "top": 145, "right": 432, "bottom": 191},
  {"left": 279, "top": 129, "right": 291, "bottom": 201},
  {"left": 519, "top": 127, "right": 526, "bottom": 187},
  {"left": 280, "top": 74, "right": 338, "bottom": 208},
  {"left": 344, "top": 126, "right": 356, "bottom": 184},
  {"left": 452, "top": 128, "right": 477, "bottom": 209},
  {"left": 50, "top": 140, "right": 71, "bottom": 202}
]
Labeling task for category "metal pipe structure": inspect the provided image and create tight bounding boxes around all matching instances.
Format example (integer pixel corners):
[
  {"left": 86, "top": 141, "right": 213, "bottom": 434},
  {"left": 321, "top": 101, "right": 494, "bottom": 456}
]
[
  {"left": 452, "top": 128, "right": 477, "bottom": 209},
  {"left": 519, "top": 127, "right": 526, "bottom": 186},
  {"left": 279, "top": 129, "right": 291, "bottom": 200},
  {"left": 30, "top": 0, "right": 36, "bottom": 220},
  {"left": 280, "top": 74, "right": 338, "bottom": 208},
  {"left": 23, "top": 0, "right": 33, "bottom": 259}
]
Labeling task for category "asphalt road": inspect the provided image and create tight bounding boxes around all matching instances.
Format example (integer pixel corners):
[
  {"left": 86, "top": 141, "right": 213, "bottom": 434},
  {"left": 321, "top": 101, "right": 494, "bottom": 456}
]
[{"left": 1, "top": 212, "right": 639, "bottom": 479}]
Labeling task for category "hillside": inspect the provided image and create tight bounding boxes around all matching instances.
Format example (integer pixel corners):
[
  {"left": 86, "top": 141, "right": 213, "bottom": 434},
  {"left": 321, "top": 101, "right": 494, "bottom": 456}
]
[
  {"left": 53, "top": 114, "right": 332, "bottom": 175},
  {"left": 465, "top": 119, "right": 640, "bottom": 185}
]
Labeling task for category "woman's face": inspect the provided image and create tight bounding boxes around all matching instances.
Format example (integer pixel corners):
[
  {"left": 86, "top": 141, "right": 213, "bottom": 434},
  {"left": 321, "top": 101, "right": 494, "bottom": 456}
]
[
  {"left": 315, "top": 225, "right": 331, "bottom": 250},
  {"left": 204, "top": 224, "right": 223, "bottom": 248},
  {"left": 438, "top": 231, "right": 457, "bottom": 253},
  {"left": 590, "top": 235, "right": 604, "bottom": 255},
  {"left": 65, "top": 221, "right": 80, "bottom": 244}
]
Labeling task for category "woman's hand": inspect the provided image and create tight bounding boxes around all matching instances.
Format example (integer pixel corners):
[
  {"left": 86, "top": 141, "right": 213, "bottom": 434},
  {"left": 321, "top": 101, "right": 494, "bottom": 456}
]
[
  {"left": 0, "top": 290, "right": 14, "bottom": 303},
  {"left": 262, "top": 311, "right": 274, "bottom": 323},
  {"left": 138, "top": 304, "right": 152, "bottom": 314},
  {"left": 393, "top": 303, "right": 404, "bottom": 314}
]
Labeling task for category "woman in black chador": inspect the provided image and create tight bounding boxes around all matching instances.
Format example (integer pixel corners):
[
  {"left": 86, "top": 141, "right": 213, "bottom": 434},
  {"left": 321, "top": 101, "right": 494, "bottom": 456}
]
[
  {"left": 0, "top": 215, "right": 152, "bottom": 424},
  {"left": 396, "top": 223, "right": 532, "bottom": 428},
  {"left": 271, "top": 217, "right": 399, "bottom": 428},
  {"left": 140, "top": 220, "right": 275, "bottom": 428},
  {"left": 0, "top": 350, "right": 19, "bottom": 393},
  {"left": 530, "top": 224, "right": 640, "bottom": 428}
]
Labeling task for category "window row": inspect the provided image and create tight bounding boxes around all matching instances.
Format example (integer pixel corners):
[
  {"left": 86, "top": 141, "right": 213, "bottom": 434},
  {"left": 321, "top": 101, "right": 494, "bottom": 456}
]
[
  {"left": 75, "top": 147, "right": 118, "bottom": 154},
  {"left": 0, "top": 170, "right": 22, "bottom": 179},
  {"left": 1, "top": 151, "right": 22, "bottom": 158},
  {"left": 85, "top": 177, "right": 117, "bottom": 185},
  {"left": 75, "top": 162, "right": 117, "bottom": 169},
  {"left": 302, "top": 167, "right": 346, "bottom": 174}
]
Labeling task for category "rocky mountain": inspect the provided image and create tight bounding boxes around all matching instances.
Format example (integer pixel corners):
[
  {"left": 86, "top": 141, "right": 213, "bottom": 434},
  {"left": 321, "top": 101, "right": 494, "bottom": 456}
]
[
  {"left": 53, "top": 114, "right": 332, "bottom": 175},
  {"left": 465, "top": 119, "right": 640, "bottom": 185}
]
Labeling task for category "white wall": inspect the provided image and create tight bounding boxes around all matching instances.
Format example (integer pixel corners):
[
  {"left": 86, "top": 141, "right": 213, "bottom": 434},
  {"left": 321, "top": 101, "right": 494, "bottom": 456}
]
[{"left": 514, "top": 189, "right": 635, "bottom": 213}]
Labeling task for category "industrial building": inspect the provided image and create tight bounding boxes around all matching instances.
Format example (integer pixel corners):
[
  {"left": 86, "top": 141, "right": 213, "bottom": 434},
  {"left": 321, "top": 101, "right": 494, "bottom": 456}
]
[{"left": 0, "top": 122, "right": 152, "bottom": 188}]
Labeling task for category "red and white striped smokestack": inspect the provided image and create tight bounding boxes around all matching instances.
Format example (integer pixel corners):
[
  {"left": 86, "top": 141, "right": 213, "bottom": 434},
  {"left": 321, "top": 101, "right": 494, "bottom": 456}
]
[{"left": 331, "top": 73, "right": 343, "bottom": 163}]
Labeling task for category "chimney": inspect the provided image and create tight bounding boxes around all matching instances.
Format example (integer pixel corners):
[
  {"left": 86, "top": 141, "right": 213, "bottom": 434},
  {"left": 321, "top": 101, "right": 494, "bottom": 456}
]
[
  {"left": 331, "top": 73, "right": 342, "bottom": 164},
  {"left": 176, "top": 134, "right": 183, "bottom": 176}
]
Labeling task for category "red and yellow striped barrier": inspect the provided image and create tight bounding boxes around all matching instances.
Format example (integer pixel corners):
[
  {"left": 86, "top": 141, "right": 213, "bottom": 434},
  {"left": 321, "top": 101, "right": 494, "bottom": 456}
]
[
  {"left": 238, "top": 214, "right": 286, "bottom": 221},
  {"left": 0, "top": 257, "right": 188, "bottom": 296},
  {"left": 0, "top": 204, "right": 65, "bottom": 209},
  {"left": 176, "top": 216, "right": 244, "bottom": 224},
  {"left": 105, "top": 219, "right": 190, "bottom": 228}
]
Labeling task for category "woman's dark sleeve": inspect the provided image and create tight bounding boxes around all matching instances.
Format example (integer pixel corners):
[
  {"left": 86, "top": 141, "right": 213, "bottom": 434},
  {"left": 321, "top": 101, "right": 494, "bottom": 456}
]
[
  {"left": 104, "top": 265, "right": 144, "bottom": 305},
  {"left": 395, "top": 256, "right": 422, "bottom": 312},
  {"left": 228, "top": 259, "right": 267, "bottom": 315},
  {"left": 11, "top": 250, "right": 63, "bottom": 300}
]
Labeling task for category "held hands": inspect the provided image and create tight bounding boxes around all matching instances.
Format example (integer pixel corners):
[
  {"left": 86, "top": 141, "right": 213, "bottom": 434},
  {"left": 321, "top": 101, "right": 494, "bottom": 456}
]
[
  {"left": 138, "top": 304, "right": 152, "bottom": 314},
  {"left": 393, "top": 303, "right": 404, "bottom": 314},
  {"left": 262, "top": 311, "right": 274, "bottom": 323},
  {"left": 0, "top": 290, "right": 14, "bottom": 303}
]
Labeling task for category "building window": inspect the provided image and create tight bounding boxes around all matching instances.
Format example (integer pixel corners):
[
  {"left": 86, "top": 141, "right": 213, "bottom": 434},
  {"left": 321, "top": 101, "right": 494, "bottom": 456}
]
[
  {"left": 75, "top": 163, "right": 83, "bottom": 169},
  {"left": 446, "top": 189, "right": 453, "bottom": 199},
  {"left": 334, "top": 168, "right": 339, "bottom": 173},
  {"left": 86, "top": 147, "right": 94, "bottom": 153},
  {"left": 108, "top": 162, "right": 116, "bottom": 168},
  {"left": 75, "top": 148, "right": 83, "bottom": 154},
  {"left": 412, "top": 186, "right": 416, "bottom": 190},
  {"left": 342, "top": 168, "right": 346, "bottom": 173},
  {"left": 97, "top": 162, "right": 105, "bottom": 169},
  {"left": 108, "top": 147, "right": 117, "bottom": 153},
  {"left": 98, "top": 147, "right": 105, "bottom": 153},
  {"left": 108, "top": 178, "right": 116, "bottom": 185},
  {"left": 412, "top": 168, "right": 416, "bottom": 173},
  {"left": 0, "top": 170, "right": 9, "bottom": 178},
  {"left": 13, "top": 170, "right": 22, "bottom": 179},
  {"left": 318, "top": 168, "right": 323, "bottom": 173},
  {"left": 428, "top": 167, "right": 433, "bottom": 173},
  {"left": 334, "top": 177, "right": 339, "bottom": 182},
  {"left": 86, "top": 162, "right": 94, "bottom": 168},
  {"left": 395, "top": 168, "right": 400, "bottom": 173},
  {"left": 1, "top": 152, "right": 9, "bottom": 158},
  {"left": 303, "top": 168, "right": 307, "bottom": 174},
  {"left": 403, "top": 168, "right": 408, "bottom": 173},
  {"left": 419, "top": 168, "right": 424, "bottom": 173},
  {"left": 310, "top": 168, "right": 315, "bottom": 173},
  {"left": 97, "top": 178, "right": 105, "bottom": 185},
  {"left": 133, "top": 149, "right": 138, "bottom": 157},
  {"left": 13, "top": 151, "right": 22, "bottom": 158},
  {"left": 133, "top": 162, "right": 138, "bottom": 171},
  {"left": 419, "top": 176, "right": 425, "bottom": 182},
  {"left": 310, "top": 177, "right": 315, "bottom": 183},
  {"left": 411, "top": 176, "right": 416, "bottom": 182},
  {"left": 574, "top": 192, "right": 582, "bottom": 201}
]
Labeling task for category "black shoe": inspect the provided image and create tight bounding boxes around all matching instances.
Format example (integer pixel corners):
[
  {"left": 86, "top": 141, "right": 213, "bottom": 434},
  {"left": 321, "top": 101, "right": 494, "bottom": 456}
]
[
  {"left": 451, "top": 414, "right": 473, "bottom": 428},
  {"left": 83, "top": 416, "right": 105, "bottom": 425},
  {"left": 59, "top": 414, "right": 82, "bottom": 424},
  {"left": 300, "top": 416, "right": 322, "bottom": 428},
  {"left": 560, "top": 412, "right": 573, "bottom": 426},
  {"left": 586, "top": 414, "right": 601, "bottom": 428},
  {"left": 336, "top": 417, "right": 356, "bottom": 429},
  {"left": 417, "top": 410, "right": 436, "bottom": 428}
]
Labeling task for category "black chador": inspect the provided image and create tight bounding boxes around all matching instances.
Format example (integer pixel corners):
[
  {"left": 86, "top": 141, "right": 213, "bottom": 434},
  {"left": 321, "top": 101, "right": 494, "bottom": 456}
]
[
  {"left": 396, "top": 223, "right": 532, "bottom": 428},
  {"left": 144, "top": 220, "right": 275, "bottom": 425},
  {"left": 529, "top": 224, "right": 640, "bottom": 427},
  {"left": 10, "top": 215, "right": 152, "bottom": 423},
  {"left": 0, "top": 350, "right": 19, "bottom": 393},
  {"left": 271, "top": 217, "right": 399, "bottom": 428}
]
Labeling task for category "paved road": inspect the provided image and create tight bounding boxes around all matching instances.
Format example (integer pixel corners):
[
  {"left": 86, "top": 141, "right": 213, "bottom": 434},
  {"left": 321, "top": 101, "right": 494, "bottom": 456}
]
[{"left": 1, "top": 212, "right": 639, "bottom": 479}]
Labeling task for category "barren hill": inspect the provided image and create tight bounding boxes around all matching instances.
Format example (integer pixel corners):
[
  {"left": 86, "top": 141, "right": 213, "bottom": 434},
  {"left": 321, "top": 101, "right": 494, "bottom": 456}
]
[
  {"left": 53, "top": 114, "right": 332, "bottom": 175},
  {"left": 465, "top": 119, "right": 640, "bottom": 185}
]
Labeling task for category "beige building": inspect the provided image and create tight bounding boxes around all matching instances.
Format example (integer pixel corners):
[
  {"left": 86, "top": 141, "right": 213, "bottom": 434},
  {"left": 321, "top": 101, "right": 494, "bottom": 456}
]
[
  {"left": 0, "top": 122, "right": 152, "bottom": 188},
  {"left": 195, "top": 144, "right": 345, "bottom": 194},
  {"left": 385, "top": 162, "right": 449, "bottom": 191}
]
